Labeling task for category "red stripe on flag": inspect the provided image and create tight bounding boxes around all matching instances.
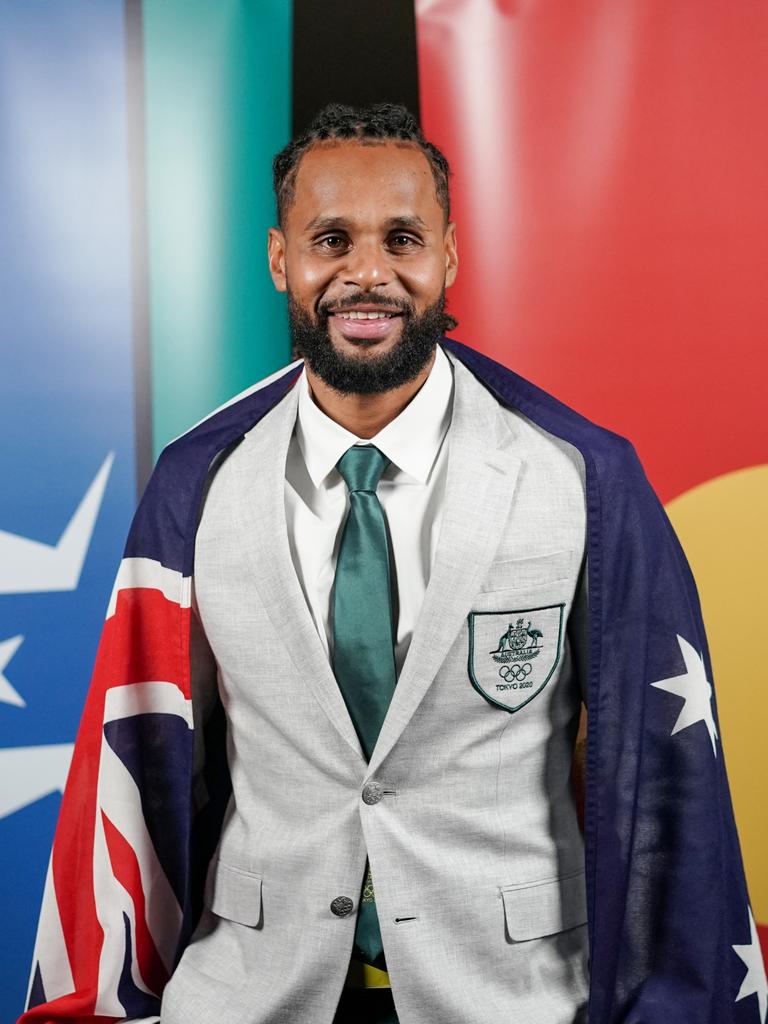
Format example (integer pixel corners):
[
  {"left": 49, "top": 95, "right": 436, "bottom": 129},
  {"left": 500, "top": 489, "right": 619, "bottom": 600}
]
[
  {"left": 21, "top": 993, "right": 120, "bottom": 1024},
  {"left": 108, "top": 588, "right": 191, "bottom": 696},
  {"left": 100, "top": 811, "right": 169, "bottom": 996}
]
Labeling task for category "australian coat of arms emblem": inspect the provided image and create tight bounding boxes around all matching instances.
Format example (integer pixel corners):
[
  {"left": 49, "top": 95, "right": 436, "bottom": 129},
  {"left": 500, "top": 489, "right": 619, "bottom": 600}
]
[{"left": 467, "top": 604, "right": 565, "bottom": 712}]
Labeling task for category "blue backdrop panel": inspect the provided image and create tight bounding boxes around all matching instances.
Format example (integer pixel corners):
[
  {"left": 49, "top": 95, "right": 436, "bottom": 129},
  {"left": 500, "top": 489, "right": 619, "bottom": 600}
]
[{"left": 0, "top": 1, "right": 137, "bottom": 1016}]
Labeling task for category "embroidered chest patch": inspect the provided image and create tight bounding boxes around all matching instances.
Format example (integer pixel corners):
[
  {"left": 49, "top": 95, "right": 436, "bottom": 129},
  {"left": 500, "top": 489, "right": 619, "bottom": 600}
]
[{"left": 467, "top": 604, "right": 565, "bottom": 712}]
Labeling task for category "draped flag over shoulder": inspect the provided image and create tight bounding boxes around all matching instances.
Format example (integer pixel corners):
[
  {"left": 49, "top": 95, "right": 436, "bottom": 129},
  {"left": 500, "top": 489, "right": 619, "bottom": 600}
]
[
  {"left": 20, "top": 342, "right": 762, "bottom": 1024},
  {"left": 20, "top": 365, "right": 303, "bottom": 1023}
]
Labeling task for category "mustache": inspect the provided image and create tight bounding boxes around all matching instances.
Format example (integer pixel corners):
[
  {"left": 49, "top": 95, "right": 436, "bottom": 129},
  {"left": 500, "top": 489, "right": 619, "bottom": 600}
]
[{"left": 317, "top": 293, "right": 415, "bottom": 318}]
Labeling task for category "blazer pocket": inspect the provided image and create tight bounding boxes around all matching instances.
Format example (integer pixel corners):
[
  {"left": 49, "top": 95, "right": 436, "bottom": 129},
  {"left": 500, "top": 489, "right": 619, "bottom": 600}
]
[
  {"left": 480, "top": 549, "right": 574, "bottom": 594},
  {"left": 501, "top": 868, "right": 587, "bottom": 942},
  {"left": 205, "top": 859, "right": 264, "bottom": 928}
]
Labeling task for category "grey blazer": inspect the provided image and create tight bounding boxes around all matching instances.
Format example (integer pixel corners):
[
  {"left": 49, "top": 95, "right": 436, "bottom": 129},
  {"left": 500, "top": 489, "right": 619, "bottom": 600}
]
[{"left": 161, "top": 353, "right": 590, "bottom": 1024}]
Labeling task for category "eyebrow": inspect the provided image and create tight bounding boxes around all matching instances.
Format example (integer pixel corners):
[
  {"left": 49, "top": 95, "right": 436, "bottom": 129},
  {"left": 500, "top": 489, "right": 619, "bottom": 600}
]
[{"left": 303, "top": 214, "right": 430, "bottom": 233}]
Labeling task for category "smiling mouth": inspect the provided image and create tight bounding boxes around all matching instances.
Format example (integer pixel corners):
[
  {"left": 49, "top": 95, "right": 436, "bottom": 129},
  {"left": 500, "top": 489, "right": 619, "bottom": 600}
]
[
  {"left": 327, "top": 305, "right": 405, "bottom": 341},
  {"left": 332, "top": 310, "right": 400, "bottom": 320},
  {"left": 325, "top": 301, "right": 404, "bottom": 318}
]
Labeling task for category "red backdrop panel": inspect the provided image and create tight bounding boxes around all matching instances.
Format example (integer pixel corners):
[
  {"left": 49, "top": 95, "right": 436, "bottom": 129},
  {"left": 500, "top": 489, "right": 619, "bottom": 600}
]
[{"left": 416, "top": 0, "right": 768, "bottom": 504}]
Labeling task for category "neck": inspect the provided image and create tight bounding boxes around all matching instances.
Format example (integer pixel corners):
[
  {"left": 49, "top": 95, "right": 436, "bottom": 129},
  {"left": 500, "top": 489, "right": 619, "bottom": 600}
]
[{"left": 305, "top": 350, "right": 436, "bottom": 438}]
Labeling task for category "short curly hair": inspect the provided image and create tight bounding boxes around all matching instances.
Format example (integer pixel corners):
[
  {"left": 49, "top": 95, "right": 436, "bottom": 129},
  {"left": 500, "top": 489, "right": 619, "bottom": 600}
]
[{"left": 272, "top": 102, "right": 451, "bottom": 228}]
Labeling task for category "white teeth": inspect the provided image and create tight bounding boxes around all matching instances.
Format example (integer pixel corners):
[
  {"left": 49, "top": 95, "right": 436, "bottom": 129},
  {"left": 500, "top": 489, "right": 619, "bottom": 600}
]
[{"left": 335, "top": 310, "right": 393, "bottom": 319}]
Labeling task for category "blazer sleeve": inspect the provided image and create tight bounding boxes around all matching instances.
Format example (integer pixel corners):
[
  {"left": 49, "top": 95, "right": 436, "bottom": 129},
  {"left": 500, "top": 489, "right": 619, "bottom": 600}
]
[{"left": 584, "top": 440, "right": 757, "bottom": 1024}]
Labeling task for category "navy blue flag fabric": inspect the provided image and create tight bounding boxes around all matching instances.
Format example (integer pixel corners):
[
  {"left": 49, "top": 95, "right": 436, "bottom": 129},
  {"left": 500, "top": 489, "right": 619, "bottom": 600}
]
[
  {"left": 450, "top": 341, "right": 759, "bottom": 1024},
  {"left": 19, "top": 340, "right": 760, "bottom": 1022}
]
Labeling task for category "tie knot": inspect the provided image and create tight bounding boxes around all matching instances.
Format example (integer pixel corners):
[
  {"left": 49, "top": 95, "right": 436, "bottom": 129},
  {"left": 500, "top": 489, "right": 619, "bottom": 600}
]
[{"left": 337, "top": 445, "right": 390, "bottom": 493}]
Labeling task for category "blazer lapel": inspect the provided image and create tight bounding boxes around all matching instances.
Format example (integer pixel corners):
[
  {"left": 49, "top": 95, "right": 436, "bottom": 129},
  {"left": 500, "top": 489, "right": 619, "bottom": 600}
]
[
  {"left": 368, "top": 357, "right": 523, "bottom": 775},
  {"left": 230, "top": 381, "right": 367, "bottom": 766}
]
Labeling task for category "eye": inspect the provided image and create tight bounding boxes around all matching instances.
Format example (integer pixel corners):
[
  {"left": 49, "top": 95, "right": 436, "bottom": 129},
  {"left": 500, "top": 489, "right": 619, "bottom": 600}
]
[
  {"left": 317, "top": 234, "right": 348, "bottom": 251},
  {"left": 389, "top": 233, "right": 420, "bottom": 249}
]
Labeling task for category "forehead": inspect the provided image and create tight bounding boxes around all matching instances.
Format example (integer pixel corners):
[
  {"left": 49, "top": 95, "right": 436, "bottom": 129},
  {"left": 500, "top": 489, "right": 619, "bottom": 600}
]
[{"left": 288, "top": 140, "right": 442, "bottom": 229}]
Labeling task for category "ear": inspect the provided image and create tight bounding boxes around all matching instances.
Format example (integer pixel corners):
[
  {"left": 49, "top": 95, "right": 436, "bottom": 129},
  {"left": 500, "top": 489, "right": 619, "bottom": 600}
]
[
  {"left": 268, "top": 227, "right": 287, "bottom": 292},
  {"left": 444, "top": 221, "right": 458, "bottom": 288}
]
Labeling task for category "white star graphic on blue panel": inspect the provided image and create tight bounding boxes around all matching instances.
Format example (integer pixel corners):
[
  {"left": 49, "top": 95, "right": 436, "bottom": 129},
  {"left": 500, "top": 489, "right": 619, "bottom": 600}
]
[
  {"left": 0, "top": 635, "right": 25, "bottom": 707},
  {"left": 0, "top": 453, "right": 113, "bottom": 595},
  {"left": 734, "top": 906, "right": 768, "bottom": 1023},
  {"left": 650, "top": 633, "right": 718, "bottom": 756}
]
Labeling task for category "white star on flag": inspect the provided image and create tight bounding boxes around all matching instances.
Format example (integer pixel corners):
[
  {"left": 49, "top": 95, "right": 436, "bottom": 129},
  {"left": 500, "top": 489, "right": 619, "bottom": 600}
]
[
  {"left": 733, "top": 906, "right": 768, "bottom": 1023},
  {"left": 0, "top": 635, "right": 25, "bottom": 707},
  {"left": 650, "top": 633, "right": 718, "bottom": 756}
]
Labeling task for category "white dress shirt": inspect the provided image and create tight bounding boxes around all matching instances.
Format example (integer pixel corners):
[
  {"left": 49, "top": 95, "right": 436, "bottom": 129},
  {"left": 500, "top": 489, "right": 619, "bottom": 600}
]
[{"left": 284, "top": 344, "right": 454, "bottom": 676}]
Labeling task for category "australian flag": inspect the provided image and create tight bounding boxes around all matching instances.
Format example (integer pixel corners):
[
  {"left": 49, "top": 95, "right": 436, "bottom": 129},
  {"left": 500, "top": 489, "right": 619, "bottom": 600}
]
[{"left": 20, "top": 342, "right": 765, "bottom": 1023}]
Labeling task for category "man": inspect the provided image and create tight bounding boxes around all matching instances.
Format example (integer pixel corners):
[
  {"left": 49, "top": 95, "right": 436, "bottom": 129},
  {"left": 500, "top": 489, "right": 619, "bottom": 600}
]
[{"left": 22, "top": 104, "right": 757, "bottom": 1024}]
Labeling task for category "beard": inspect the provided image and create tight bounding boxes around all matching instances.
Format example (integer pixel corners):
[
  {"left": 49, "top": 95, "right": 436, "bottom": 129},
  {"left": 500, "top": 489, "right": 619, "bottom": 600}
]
[{"left": 287, "top": 289, "right": 448, "bottom": 395}]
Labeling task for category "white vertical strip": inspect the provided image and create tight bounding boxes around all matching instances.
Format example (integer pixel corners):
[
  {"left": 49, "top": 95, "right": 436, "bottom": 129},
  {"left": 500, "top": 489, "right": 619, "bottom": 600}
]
[
  {"left": 24, "top": 855, "right": 75, "bottom": 1007},
  {"left": 106, "top": 558, "right": 190, "bottom": 620}
]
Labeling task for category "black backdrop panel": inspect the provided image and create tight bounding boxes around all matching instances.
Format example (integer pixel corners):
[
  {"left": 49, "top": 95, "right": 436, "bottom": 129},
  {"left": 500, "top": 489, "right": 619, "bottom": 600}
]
[{"left": 292, "top": 0, "right": 420, "bottom": 134}]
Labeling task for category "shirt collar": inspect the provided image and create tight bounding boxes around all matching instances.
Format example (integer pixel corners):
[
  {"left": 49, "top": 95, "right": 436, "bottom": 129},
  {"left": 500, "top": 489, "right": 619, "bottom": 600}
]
[{"left": 296, "top": 344, "right": 454, "bottom": 488}]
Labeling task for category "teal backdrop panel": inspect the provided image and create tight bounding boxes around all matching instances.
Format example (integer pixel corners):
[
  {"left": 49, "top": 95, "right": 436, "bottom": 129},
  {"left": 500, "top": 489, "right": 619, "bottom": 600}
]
[{"left": 143, "top": 0, "right": 292, "bottom": 457}]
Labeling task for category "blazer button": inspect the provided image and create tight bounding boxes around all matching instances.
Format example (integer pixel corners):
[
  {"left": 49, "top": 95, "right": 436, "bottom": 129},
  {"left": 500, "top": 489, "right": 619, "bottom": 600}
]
[
  {"left": 362, "top": 781, "right": 384, "bottom": 805},
  {"left": 330, "top": 896, "right": 355, "bottom": 917}
]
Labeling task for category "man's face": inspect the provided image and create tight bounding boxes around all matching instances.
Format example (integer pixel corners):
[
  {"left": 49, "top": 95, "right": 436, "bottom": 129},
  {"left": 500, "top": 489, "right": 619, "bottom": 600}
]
[{"left": 268, "top": 140, "right": 458, "bottom": 394}]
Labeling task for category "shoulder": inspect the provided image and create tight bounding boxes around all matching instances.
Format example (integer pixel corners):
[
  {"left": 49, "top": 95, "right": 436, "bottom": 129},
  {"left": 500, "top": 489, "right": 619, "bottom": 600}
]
[
  {"left": 124, "top": 360, "right": 302, "bottom": 571},
  {"left": 445, "top": 341, "right": 691, "bottom": 593},
  {"left": 152, "top": 359, "right": 302, "bottom": 485},
  {"left": 158, "top": 359, "right": 303, "bottom": 471},
  {"left": 442, "top": 337, "right": 644, "bottom": 484}
]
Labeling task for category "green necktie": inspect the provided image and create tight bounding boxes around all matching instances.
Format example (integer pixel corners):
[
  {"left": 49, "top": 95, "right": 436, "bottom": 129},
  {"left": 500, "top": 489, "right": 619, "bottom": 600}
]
[{"left": 333, "top": 444, "right": 397, "bottom": 970}]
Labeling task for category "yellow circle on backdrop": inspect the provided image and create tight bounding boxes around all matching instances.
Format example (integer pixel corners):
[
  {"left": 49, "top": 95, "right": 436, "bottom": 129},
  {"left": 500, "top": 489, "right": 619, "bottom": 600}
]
[{"left": 666, "top": 464, "right": 768, "bottom": 925}]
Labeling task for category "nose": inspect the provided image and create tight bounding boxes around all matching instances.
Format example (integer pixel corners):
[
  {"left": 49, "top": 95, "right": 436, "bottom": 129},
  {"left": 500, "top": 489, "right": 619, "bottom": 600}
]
[{"left": 341, "top": 238, "right": 393, "bottom": 291}]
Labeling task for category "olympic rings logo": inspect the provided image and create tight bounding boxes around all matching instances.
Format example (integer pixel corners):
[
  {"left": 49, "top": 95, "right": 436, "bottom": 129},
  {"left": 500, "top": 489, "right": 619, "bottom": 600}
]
[{"left": 498, "top": 662, "right": 532, "bottom": 682}]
